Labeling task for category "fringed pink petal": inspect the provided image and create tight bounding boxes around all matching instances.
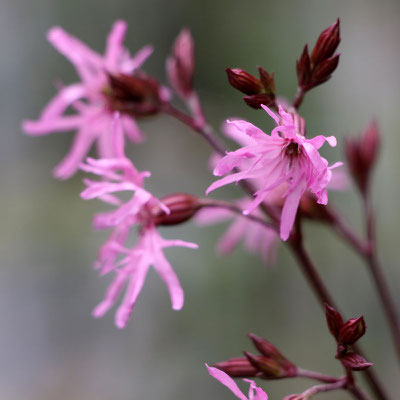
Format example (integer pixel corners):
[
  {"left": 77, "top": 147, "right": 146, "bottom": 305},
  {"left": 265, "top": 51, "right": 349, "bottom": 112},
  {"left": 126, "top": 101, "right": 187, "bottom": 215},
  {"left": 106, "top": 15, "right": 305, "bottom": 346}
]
[
  {"left": 104, "top": 20, "right": 128, "bottom": 72},
  {"left": 206, "top": 365, "right": 248, "bottom": 400},
  {"left": 280, "top": 179, "right": 307, "bottom": 240}
]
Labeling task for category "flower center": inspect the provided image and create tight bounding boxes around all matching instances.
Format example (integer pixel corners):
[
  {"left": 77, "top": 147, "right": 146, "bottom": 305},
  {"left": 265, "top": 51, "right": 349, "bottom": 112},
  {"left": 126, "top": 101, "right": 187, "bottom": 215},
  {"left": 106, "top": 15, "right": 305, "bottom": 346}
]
[{"left": 284, "top": 141, "right": 300, "bottom": 157}]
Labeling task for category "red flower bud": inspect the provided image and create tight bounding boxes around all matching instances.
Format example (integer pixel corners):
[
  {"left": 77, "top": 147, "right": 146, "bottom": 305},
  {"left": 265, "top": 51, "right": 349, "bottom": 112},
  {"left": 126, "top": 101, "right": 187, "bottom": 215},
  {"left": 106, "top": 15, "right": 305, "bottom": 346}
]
[
  {"left": 105, "top": 72, "right": 163, "bottom": 116},
  {"left": 311, "top": 54, "right": 340, "bottom": 86},
  {"left": 226, "top": 68, "right": 263, "bottom": 95},
  {"left": 166, "top": 29, "right": 195, "bottom": 99},
  {"left": 243, "top": 94, "right": 276, "bottom": 109},
  {"left": 296, "top": 44, "right": 311, "bottom": 88},
  {"left": 311, "top": 19, "right": 341, "bottom": 67},
  {"left": 213, "top": 357, "right": 258, "bottom": 377},
  {"left": 324, "top": 303, "right": 344, "bottom": 340},
  {"left": 338, "top": 316, "right": 366, "bottom": 345},
  {"left": 247, "top": 334, "right": 291, "bottom": 366},
  {"left": 341, "top": 352, "right": 373, "bottom": 371},
  {"left": 345, "top": 121, "right": 381, "bottom": 194},
  {"left": 257, "top": 67, "right": 276, "bottom": 97},
  {"left": 296, "top": 19, "right": 341, "bottom": 91},
  {"left": 152, "top": 193, "right": 201, "bottom": 226},
  {"left": 244, "top": 351, "right": 297, "bottom": 379}
]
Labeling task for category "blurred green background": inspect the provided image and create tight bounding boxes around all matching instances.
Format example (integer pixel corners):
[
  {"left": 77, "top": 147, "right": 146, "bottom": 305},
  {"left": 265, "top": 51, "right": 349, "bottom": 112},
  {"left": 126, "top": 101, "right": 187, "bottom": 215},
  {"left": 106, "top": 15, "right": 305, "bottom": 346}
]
[{"left": 1, "top": 0, "right": 400, "bottom": 399}]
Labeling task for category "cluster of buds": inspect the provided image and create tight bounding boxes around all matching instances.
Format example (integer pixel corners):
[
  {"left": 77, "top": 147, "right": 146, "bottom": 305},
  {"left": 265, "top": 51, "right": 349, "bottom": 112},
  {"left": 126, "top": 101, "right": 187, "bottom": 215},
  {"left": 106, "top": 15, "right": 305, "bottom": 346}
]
[
  {"left": 325, "top": 303, "right": 373, "bottom": 371},
  {"left": 214, "top": 333, "right": 297, "bottom": 380},
  {"left": 226, "top": 66, "right": 276, "bottom": 109},
  {"left": 104, "top": 72, "right": 167, "bottom": 117},
  {"left": 344, "top": 120, "right": 381, "bottom": 195},
  {"left": 296, "top": 19, "right": 340, "bottom": 93}
]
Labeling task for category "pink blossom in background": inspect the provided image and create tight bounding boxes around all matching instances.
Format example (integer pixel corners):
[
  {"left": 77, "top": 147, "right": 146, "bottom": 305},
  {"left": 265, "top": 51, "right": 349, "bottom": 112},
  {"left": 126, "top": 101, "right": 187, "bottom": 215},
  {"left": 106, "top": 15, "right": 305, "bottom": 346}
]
[
  {"left": 23, "top": 20, "right": 153, "bottom": 179},
  {"left": 206, "top": 105, "right": 341, "bottom": 240},
  {"left": 206, "top": 365, "right": 269, "bottom": 400},
  {"left": 195, "top": 198, "right": 279, "bottom": 265},
  {"left": 80, "top": 115, "right": 198, "bottom": 328}
]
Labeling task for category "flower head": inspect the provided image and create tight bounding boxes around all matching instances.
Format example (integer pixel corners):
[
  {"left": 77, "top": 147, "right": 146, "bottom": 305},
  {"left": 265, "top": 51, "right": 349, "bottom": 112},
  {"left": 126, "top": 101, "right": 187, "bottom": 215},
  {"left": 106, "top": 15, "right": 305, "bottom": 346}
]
[
  {"left": 206, "top": 364, "right": 268, "bottom": 400},
  {"left": 206, "top": 105, "right": 341, "bottom": 240},
  {"left": 22, "top": 20, "right": 158, "bottom": 179},
  {"left": 80, "top": 115, "right": 197, "bottom": 328}
]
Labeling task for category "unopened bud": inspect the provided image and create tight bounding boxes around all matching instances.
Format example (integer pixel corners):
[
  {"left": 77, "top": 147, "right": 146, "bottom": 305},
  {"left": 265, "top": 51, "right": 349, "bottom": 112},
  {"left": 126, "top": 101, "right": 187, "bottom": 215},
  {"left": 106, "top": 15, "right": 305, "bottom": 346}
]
[
  {"left": 226, "top": 68, "right": 263, "bottom": 95},
  {"left": 153, "top": 193, "right": 201, "bottom": 226},
  {"left": 310, "top": 19, "right": 341, "bottom": 67},
  {"left": 244, "top": 351, "right": 296, "bottom": 379},
  {"left": 324, "top": 303, "right": 344, "bottom": 340},
  {"left": 345, "top": 121, "right": 381, "bottom": 194},
  {"left": 257, "top": 67, "right": 276, "bottom": 97},
  {"left": 243, "top": 94, "right": 276, "bottom": 109},
  {"left": 105, "top": 73, "right": 163, "bottom": 116},
  {"left": 296, "top": 45, "right": 311, "bottom": 89},
  {"left": 213, "top": 357, "right": 258, "bottom": 378},
  {"left": 341, "top": 352, "right": 373, "bottom": 371},
  {"left": 338, "top": 316, "right": 366, "bottom": 345},
  {"left": 166, "top": 29, "right": 195, "bottom": 99},
  {"left": 247, "top": 334, "right": 292, "bottom": 367},
  {"left": 311, "top": 54, "right": 340, "bottom": 86}
]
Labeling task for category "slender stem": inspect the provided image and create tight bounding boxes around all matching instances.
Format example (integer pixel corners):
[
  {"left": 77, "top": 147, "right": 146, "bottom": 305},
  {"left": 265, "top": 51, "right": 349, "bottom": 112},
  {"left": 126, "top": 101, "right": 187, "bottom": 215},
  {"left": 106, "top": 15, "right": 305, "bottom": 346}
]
[
  {"left": 163, "top": 100, "right": 390, "bottom": 400},
  {"left": 296, "top": 368, "right": 340, "bottom": 383},
  {"left": 363, "top": 195, "right": 400, "bottom": 363},
  {"left": 325, "top": 206, "right": 369, "bottom": 255},
  {"left": 301, "top": 379, "right": 347, "bottom": 398},
  {"left": 200, "top": 199, "right": 278, "bottom": 232},
  {"left": 293, "top": 87, "right": 306, "bottom": 110}
]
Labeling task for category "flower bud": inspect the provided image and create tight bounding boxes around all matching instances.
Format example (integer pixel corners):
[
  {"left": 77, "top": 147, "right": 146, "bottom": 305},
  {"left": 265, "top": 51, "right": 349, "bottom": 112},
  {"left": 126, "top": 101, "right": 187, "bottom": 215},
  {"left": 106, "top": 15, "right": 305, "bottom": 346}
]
[
  {"left": 213, "top": 357, "right": 259, "bottom": 377},
  {"left": 257, "top": 67, "right": 276, "bottom": 97},
  {"left": 341, "top": 352, "right": 373, "bottom": 371},
  {"left": 296, "top": 19, "right": 341, "bottom": 91},
  {"left": 310, "top": 19, "right": 341, "bottom": 67},
  {"left": 247, "top": 334, "right": 292, "bottom": 367},
  {"left": 296, "top": 44, "right": 311, "bottom": 89},
  {"left": 105, "top": 72, "right": 164, "bottom": 116},
  {"left": 166, "top": 29, "right": 195, "bottom": 99},
  {"left": 338, "top": 316, "right": 366, "bottom": 345},
  {"left": 324, "top": 303, "right": 344, "bottom": 340},
  {"left": 243, "top": 94, "right": 276, "bottom": 109},
  {"left": 244, "top": 351, "right": 297, "bottom": 379},
  {"left": 226, "top": 68, "right": 263, "bottom": 95},
  {"left": 345, "top": 121, "right": 381, "bottom": 194},
  {"left": 153, "top": 193, "right": 201, "bottom": 226},
  {"left": 311, "top": 54, "right": 340, "bottom": 86}
]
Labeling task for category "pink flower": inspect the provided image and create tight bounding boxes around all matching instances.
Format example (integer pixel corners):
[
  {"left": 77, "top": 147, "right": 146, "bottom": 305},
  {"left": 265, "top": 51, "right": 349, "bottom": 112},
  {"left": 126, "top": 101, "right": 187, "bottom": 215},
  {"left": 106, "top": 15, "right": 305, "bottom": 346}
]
[
  {"left": 206, "top": 364, "right": 269, "bottom": 400},
  {"left": 80, "top": 115, "right": 198, "bottom": 328},
  {"left": 23, "top": 20, "right": 153, "bottom": 179},
  {"left": 198, "top": 120, "right": 279, "bottom": 263},
  {"left": 206, "top": 105, "right": 341, "bottom": 240}
]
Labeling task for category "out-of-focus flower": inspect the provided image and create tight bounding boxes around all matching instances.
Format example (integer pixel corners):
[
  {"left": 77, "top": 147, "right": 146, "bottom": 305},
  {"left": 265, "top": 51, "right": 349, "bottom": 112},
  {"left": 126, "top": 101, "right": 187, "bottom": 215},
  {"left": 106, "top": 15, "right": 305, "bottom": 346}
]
[
  {"left": 80, "top": 115, "right": 197, "bottom": 328},
  {"left": 206, "top": 364, "right": 269, "bottom": 400},
  {"left": 23, "top": 20, "right": 158, "bottom": 179},
  {"left": 206, "top": 105, "right": 341, "bottom": 240},
  {"left": 196, "top": 198, "right": 279, "bottom": 265}
]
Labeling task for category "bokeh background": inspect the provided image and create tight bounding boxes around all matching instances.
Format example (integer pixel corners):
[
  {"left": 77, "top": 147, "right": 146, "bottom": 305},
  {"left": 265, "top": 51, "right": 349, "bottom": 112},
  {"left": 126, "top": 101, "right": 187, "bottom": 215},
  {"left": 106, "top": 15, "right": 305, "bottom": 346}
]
[{"left": 1, "top": 0, "right": 400, "bottom": 399}]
